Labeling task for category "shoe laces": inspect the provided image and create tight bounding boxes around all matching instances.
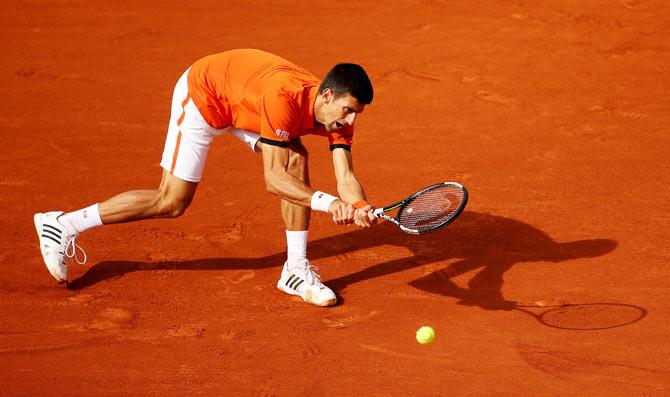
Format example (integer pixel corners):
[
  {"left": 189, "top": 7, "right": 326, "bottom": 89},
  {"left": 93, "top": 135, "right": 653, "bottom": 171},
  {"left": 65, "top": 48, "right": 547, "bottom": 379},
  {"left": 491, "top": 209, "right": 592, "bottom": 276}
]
[
  {"left": 303, "top": 263, "right": 323, "bottom": 286},
  {"left": 289, "top": 260, "right": 323, "bottom": 286},
  {"left": 64, "top": 235, "right": 87, "bottom": 265}
]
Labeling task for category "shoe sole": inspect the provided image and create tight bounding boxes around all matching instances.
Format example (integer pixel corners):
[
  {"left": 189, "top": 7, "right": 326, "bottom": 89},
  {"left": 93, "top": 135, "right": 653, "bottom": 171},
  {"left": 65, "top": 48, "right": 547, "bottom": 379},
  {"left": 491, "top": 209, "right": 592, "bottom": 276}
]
[
  {"left": 276, "top": 283, "right": 336, "bottom": 307},
  {"left": 33, "top": 213, "right": 66, "bottom": 285}
]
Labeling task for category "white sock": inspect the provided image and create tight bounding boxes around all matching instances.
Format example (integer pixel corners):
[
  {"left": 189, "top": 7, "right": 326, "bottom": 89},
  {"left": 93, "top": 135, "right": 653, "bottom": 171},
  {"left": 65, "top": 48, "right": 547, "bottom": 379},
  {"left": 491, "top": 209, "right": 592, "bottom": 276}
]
[
  {"left": 59, "top": 204, "right": 103, "bottom": 235},
  {"left": 286, "top": 230, "right": 308, "bottom": 267}
]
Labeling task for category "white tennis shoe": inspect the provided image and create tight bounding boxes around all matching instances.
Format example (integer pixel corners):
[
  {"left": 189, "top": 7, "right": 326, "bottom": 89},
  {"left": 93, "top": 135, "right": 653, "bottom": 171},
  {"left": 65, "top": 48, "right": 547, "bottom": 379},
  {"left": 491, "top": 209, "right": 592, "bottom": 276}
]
[
  {"left": 34, "top": 211, "right": 87, "bottom": 284},
  {"left": 277, "top": 260, "right": 337, "bottom": 307}
]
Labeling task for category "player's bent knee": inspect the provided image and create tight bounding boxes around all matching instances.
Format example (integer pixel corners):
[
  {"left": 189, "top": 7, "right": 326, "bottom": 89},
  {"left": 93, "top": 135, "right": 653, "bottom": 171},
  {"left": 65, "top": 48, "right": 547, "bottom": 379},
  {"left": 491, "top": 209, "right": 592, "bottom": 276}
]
[
  {"left": 154, "top": 193, "right": 192, "bottom": 218},
  {"left": 166, "top": 201, "right": 189, "bottom": 218},
  {"left": 154, "top": 171, "right": 198, "bottom": 218}
]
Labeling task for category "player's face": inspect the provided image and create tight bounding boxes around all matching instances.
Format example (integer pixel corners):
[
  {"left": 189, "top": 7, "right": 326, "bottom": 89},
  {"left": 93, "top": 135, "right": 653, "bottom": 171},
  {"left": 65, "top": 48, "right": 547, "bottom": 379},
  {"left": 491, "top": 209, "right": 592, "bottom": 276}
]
[{"left": 318, "top": 89, "right": 365, "bottom": 132}]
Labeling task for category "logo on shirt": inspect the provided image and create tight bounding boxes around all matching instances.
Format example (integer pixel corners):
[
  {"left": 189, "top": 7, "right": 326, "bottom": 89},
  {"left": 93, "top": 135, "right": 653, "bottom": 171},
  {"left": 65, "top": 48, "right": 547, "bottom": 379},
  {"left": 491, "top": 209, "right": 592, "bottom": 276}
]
[{"left": 275, "top": 128, "right": 290, "bottom": 140}]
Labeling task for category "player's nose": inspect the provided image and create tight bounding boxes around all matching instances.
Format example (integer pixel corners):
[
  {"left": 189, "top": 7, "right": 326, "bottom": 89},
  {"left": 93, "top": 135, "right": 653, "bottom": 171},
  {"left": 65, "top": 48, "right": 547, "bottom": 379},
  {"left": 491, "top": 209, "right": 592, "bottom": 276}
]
[{"left": 344, "top": 112, "right": 356, "bottom": 125}]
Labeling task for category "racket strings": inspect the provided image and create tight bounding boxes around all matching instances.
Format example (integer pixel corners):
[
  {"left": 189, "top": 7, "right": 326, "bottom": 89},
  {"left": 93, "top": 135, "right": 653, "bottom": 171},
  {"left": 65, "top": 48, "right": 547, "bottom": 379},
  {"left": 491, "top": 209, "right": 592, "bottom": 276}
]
[{"left": 397, "top": 186, "right": 466, "bottom": 232}]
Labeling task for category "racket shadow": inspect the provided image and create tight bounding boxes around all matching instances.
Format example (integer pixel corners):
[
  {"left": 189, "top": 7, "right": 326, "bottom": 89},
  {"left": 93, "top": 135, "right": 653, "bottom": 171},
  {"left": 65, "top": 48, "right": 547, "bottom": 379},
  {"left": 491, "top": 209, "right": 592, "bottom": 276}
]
[
  {"left": 326, "top": 211, "right": 618, "bottom": 311},
  {"left": 513, "top": 303, "right": 647, "bottom": 331},
  {"left": 71, "top": 210, "right": 618, "bottom": 311}
]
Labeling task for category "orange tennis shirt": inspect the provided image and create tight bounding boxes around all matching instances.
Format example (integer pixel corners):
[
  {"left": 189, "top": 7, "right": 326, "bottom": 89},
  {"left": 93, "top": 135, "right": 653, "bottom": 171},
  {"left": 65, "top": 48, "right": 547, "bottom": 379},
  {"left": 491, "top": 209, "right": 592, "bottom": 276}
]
[{"left": 187, "top": 49, "right": 353, "bottom": 149}]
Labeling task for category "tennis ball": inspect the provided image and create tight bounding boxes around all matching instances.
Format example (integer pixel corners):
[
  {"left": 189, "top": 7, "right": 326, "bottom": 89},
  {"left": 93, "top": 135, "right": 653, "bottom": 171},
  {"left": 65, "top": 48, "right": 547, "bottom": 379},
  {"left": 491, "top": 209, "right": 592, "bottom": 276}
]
[{"left": 416, "top": 326, "right": 435, "bottom": 344}]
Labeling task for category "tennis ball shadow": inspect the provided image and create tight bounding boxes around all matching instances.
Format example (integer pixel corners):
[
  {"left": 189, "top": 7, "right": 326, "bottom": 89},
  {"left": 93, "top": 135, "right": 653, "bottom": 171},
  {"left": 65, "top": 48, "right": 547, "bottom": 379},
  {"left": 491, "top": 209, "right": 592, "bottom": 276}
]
[{"left": 71, "top": 211, "right": 617, "bottom": 308}]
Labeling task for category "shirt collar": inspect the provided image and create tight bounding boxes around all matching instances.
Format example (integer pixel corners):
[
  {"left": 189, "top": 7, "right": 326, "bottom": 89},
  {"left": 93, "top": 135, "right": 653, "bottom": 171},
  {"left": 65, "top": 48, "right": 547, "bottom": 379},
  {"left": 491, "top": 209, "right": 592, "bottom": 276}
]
[{"left": 302, "top": 86, "right": 319, "bottom": 130}]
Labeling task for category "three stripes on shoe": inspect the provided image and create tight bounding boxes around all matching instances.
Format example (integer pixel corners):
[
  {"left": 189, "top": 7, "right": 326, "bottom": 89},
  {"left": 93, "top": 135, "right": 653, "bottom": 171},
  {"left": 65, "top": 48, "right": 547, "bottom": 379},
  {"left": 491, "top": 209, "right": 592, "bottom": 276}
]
[
  {"left": 41, "top": 223, "right": 63, "bottom": 245},
  {"left": 285, "top": 274, "right": 305, "bottom": 290}
]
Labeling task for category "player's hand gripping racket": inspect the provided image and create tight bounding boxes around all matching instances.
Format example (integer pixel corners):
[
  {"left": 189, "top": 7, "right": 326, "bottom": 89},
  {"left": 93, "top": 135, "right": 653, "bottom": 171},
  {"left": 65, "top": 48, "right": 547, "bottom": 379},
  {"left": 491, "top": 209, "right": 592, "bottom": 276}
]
[{"left": 372, "top": 182, "right": 468, "bottom": 234}]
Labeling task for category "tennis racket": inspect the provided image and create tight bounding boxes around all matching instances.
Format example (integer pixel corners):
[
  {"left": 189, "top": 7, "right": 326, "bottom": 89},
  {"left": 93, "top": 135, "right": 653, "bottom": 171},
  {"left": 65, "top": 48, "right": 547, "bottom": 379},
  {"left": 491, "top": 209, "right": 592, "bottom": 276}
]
[{"left": 372, "top": 182, "right": 468, "bottom": 234}]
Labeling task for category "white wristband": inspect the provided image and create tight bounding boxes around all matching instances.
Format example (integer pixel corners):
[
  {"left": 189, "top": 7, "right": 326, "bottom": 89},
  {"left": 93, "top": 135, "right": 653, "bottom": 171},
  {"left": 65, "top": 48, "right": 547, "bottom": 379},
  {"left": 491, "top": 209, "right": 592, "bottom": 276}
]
[{"left": 311, "top": 191, "right": 338, "bottom": 212}]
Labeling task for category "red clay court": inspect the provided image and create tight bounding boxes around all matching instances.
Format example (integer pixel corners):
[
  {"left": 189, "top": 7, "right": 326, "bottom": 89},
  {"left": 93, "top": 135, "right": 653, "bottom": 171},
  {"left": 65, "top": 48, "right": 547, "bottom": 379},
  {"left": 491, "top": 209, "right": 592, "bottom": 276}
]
[{"left": 1, "top": 0, "right": 668, "bottom": 394}]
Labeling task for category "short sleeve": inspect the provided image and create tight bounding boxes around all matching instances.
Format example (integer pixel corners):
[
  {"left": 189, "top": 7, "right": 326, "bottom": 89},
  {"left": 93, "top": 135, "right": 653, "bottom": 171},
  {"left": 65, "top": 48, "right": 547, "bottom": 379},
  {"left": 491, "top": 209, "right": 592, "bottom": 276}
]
[
  {"left": 328, "top": 125, "right": 354, "bottom": 151},
  {"left": 258, "top": 90, "right": 301, "bottom": 148}
]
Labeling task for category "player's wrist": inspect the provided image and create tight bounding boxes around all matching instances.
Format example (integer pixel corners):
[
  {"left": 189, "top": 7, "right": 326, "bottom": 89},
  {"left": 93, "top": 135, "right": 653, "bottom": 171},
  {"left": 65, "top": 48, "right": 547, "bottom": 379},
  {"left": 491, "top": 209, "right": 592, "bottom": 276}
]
[
  {"left": 353, "top": 200, "right": 369, "bottom": 209},
  {"left": 311, "top": 191, "right": 338, "bottom": 212}
]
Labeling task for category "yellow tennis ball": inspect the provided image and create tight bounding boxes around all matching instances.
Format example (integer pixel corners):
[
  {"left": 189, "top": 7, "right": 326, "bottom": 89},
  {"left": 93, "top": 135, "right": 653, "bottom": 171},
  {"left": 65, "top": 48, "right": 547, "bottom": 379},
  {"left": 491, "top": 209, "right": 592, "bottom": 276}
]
[{"left": 416, "top": 326, "right": 435, "bottom": 344}]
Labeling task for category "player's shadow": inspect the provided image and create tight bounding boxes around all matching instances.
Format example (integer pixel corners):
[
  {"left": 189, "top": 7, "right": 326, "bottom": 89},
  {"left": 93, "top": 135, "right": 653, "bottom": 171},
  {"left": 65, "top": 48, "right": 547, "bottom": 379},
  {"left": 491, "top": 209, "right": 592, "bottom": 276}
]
[{"left": 71, "top": 211, "right": 617, "bottom": 310}]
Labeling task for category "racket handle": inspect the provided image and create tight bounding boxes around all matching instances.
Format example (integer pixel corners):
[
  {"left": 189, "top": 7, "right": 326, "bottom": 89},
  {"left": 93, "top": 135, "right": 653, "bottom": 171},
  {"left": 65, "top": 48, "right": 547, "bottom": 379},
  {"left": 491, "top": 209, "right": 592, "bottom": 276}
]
[{"left": 372, "top": 208, "right": 400, "bottom": 226}]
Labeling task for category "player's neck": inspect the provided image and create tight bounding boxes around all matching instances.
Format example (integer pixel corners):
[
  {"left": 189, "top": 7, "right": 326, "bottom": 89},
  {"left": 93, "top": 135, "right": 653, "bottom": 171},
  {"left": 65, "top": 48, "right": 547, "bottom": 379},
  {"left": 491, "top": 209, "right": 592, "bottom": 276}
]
[{"left": 313, "top": 94, "right": 325, "bottom": 126}]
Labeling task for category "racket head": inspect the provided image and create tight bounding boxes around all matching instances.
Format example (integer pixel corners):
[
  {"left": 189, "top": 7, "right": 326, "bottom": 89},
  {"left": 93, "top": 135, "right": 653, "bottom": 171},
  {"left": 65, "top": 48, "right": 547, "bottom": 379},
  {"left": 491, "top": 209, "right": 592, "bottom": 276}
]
[{"left": 395, "top": 182, "right": 468, "bottom": 234}]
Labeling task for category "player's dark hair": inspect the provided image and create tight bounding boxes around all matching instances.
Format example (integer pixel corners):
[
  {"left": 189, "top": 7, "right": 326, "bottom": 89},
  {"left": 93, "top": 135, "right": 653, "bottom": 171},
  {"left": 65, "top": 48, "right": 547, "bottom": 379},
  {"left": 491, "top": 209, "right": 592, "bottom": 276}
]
[{"left": 319, "top": 63, "right": 373, "bottom": 105}]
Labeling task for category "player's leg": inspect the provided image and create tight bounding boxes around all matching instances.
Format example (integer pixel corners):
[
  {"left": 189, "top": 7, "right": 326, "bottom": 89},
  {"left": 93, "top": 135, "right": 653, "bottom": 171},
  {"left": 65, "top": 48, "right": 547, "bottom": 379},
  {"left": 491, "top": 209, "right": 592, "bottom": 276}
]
[
  {"left": 276, "top": 139, "right": 336, "bottom": 307},
  {"left": 97, "top": 169, "right": 197, "bottom": 223},
  {"left": 282, "top": 136, "right": 310, "bottom": 233},
  {"left": 34, "top": 170, "right": 198, "bottom": 284},
  {"left": 34, "top": 67, "right": 214, "bottom": 284}
]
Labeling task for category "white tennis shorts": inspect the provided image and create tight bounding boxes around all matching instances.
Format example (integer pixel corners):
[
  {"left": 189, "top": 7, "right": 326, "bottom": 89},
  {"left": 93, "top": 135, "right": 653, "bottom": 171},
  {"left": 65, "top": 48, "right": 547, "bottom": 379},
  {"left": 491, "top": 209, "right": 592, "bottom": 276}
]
[{"left": 160, "top": 68, "right": 261, "bottom": 182}]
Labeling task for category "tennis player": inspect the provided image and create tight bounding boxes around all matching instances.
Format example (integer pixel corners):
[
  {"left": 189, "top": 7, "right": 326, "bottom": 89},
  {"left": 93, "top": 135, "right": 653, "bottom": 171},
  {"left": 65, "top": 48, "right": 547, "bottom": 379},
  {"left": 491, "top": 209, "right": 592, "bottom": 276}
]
[{"left": 34, "top": 49, "right": 377, "bottom": 306}]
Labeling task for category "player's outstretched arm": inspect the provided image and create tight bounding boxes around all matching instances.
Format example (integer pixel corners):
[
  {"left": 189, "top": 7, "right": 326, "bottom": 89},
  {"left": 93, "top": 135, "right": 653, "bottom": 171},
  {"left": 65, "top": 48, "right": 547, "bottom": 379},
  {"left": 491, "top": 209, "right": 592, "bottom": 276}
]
[
  {"left": 331, "top": 148, "right": 377, "bottom": 227},
  {"left": 261, "top": 142, "right": 355, "bottom": 225}
]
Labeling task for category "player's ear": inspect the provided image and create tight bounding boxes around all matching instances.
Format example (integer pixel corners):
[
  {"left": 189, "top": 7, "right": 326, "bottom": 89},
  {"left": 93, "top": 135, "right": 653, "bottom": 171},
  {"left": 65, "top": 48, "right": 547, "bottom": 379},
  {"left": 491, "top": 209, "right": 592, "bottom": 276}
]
[{"left": 321, "top": 88, "right": 333, "bottom": 103}]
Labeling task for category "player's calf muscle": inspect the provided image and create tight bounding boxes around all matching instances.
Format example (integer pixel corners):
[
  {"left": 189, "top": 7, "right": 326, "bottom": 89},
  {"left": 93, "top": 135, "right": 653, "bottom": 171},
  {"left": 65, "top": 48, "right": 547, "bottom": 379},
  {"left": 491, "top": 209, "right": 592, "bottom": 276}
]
[{"left": 98, "top": 189, "right": 189, "bottom": 223}]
